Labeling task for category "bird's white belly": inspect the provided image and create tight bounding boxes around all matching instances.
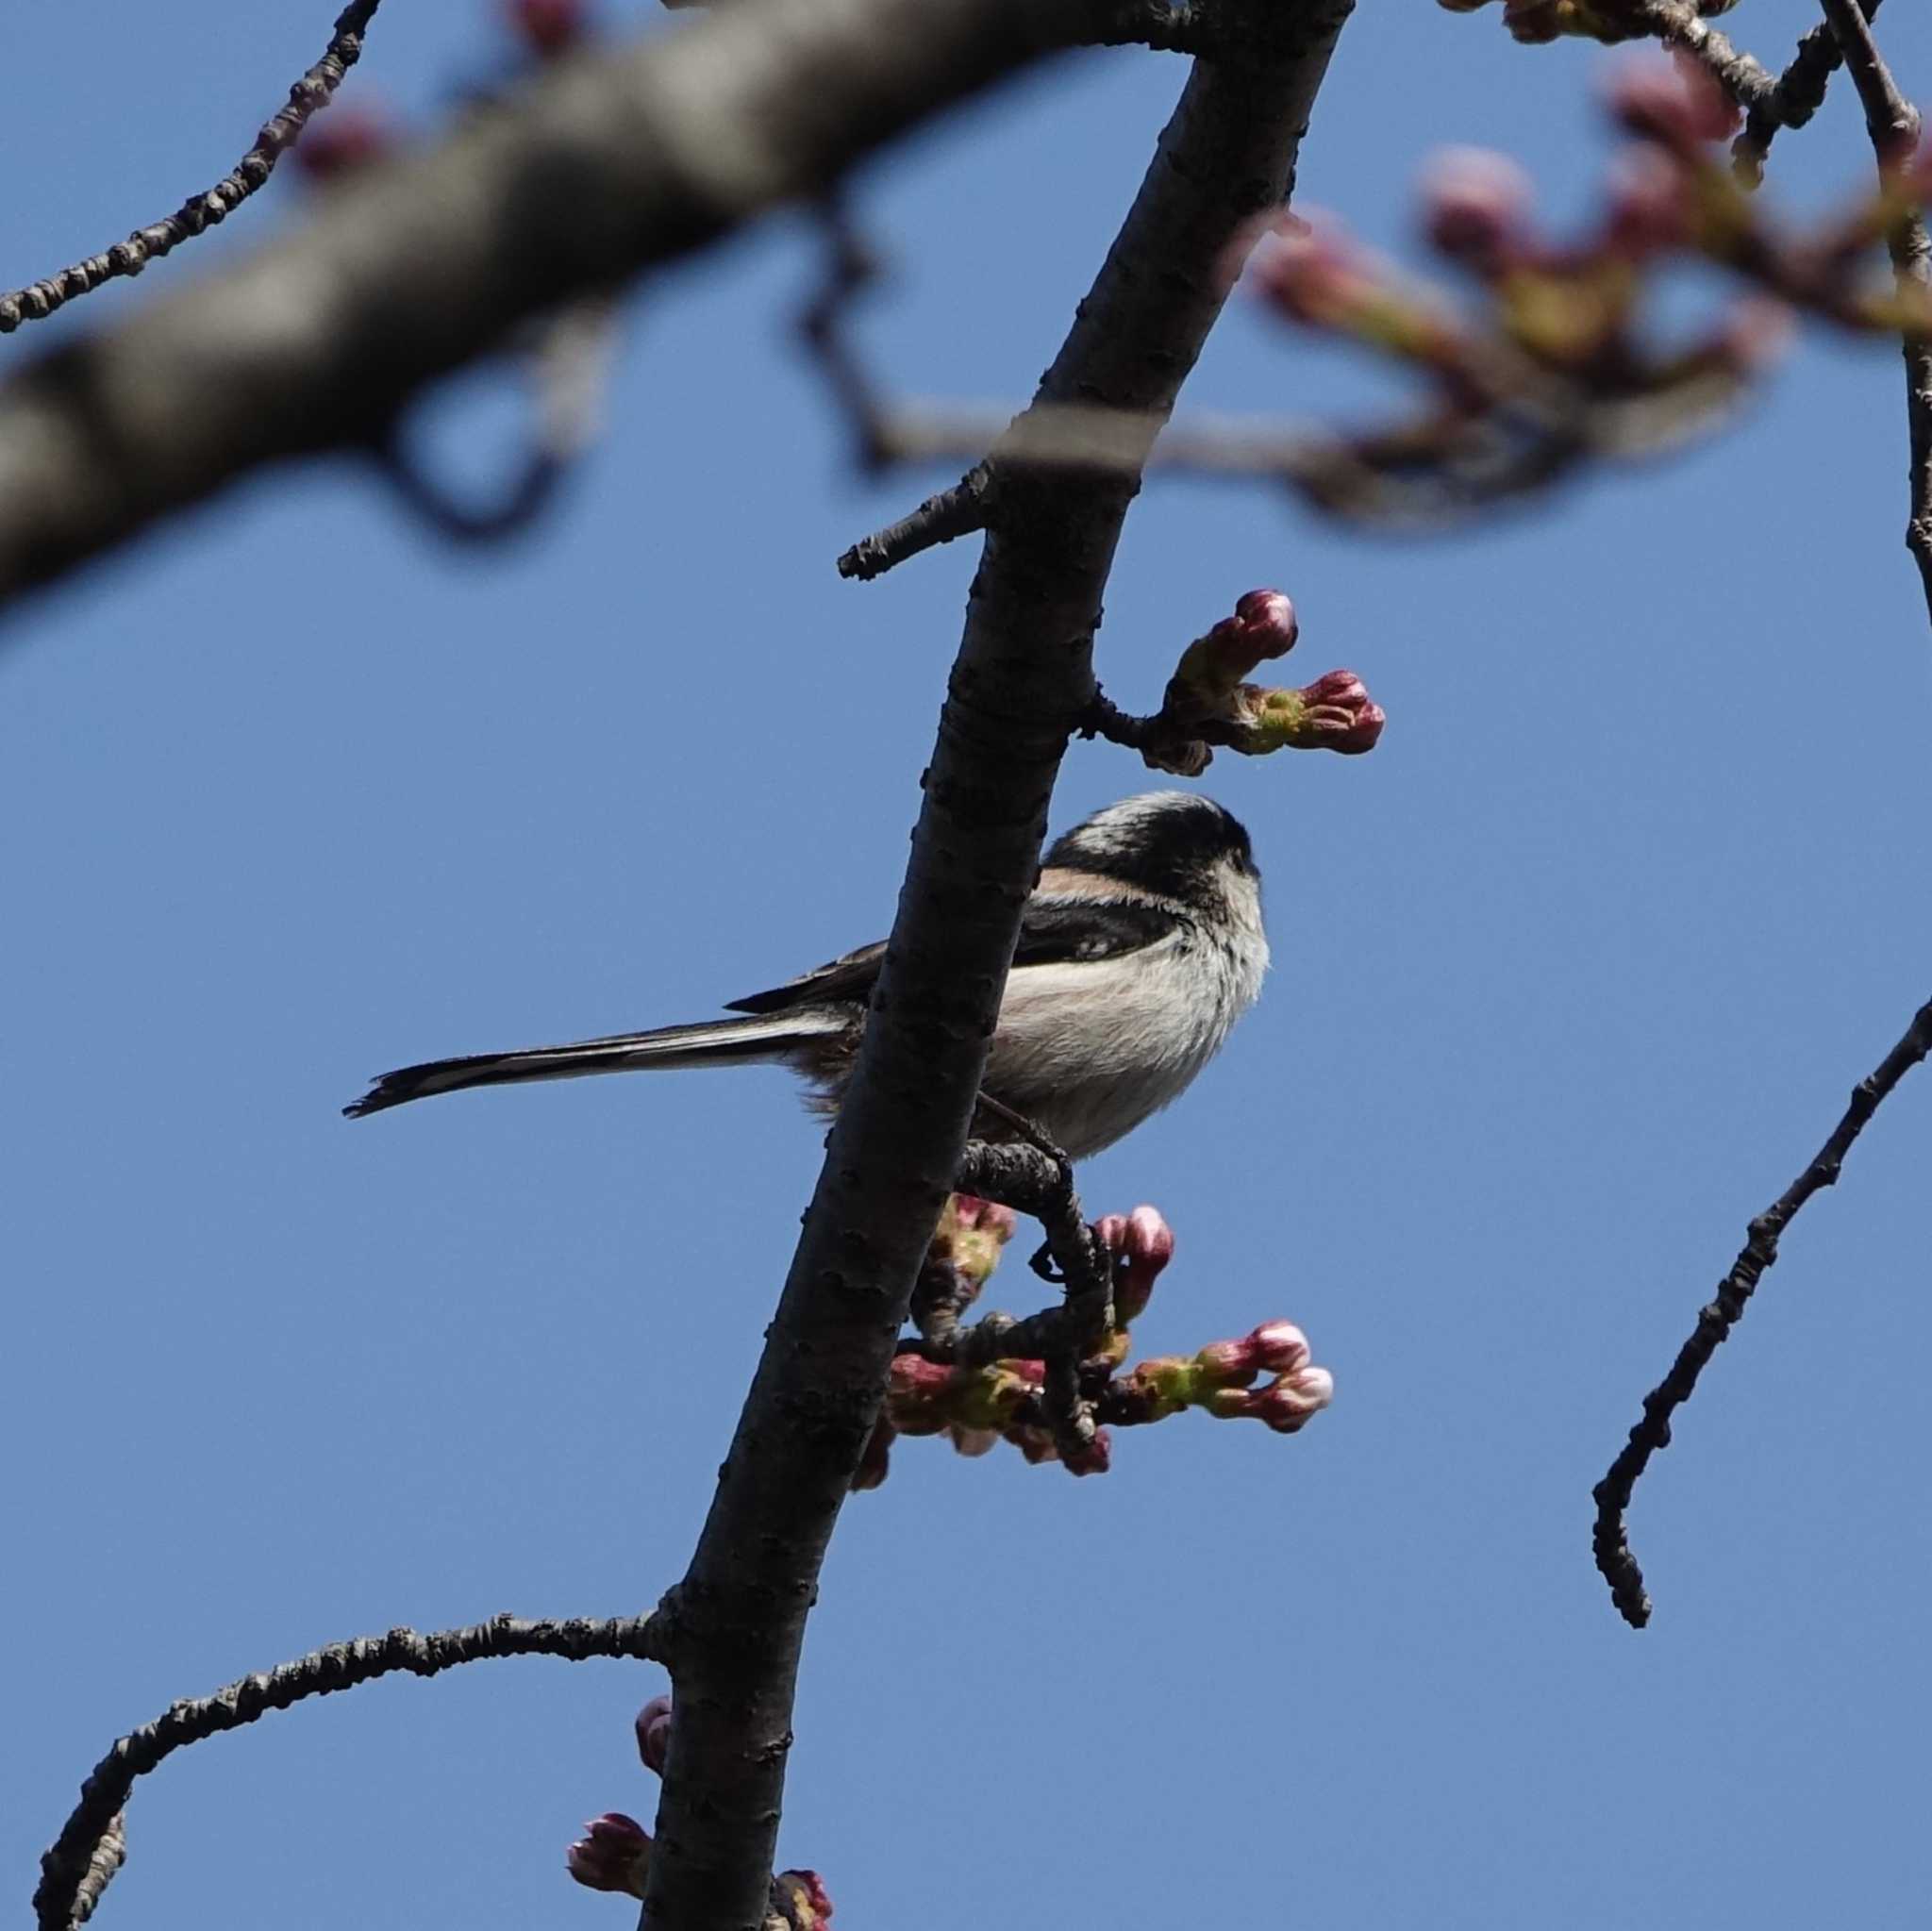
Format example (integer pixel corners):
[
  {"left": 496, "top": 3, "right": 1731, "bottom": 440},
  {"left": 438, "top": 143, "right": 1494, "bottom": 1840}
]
[{"left": 981, "top": 933, "right": 1264, "bottom": 1158}]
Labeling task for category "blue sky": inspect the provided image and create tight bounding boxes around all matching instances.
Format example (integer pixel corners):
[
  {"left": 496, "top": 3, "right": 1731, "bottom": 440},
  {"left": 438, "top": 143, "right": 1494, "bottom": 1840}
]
[{"left": 6, "top": 3, "right": 1932, "bottom": 1925}]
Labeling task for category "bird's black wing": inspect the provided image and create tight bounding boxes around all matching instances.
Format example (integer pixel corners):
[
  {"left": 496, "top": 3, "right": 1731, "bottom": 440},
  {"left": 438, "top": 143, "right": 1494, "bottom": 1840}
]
[{"left": 725, "top": 897, "right": 1177, "bottom": 1015}]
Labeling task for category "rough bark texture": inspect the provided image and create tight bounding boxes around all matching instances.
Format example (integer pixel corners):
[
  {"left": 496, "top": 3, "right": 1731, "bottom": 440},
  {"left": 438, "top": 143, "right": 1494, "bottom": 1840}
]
[
  {"left": 639, "top": 7, "right": 1355, "bottom": 1928},
  {"left": 0, "top": 0, "right": 1115, "bottom": 609}
]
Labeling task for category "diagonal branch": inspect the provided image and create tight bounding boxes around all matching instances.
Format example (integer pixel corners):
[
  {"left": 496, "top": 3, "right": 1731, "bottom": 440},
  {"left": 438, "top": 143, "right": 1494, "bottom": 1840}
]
[
  {"left": 0, "top": 0, "right": 1124, "bottom": 616},
  {"left": 1592, "top": 995, "right": 1932, "bottom": 1626},
  {"left": 1818, "top": 0, "right": 1932, "bottom": 622},
  {"left": 0, "top": 2, "right": 384, "bottom": 336},
  {"left": 637, "top": 5, "right": 1355, "bottom": 1926},
  {"left": 1733, "top": 0, "right": 1882, "bottom": 184},
  {"left": 34, "top": 1611, "right": 664, "bottom": 1931}
]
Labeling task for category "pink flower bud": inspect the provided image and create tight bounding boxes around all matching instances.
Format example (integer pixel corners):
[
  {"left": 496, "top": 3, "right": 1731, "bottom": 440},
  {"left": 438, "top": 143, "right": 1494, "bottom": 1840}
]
[
  {"left": 1061, "top": 1427, "right": 1113, "bottom": 1476},
  {"left": 1106, "top": 1203, "right": 1175, "bottom": 1323},
  {"left": 1422, "top": 147, "right": 1536, "bottom": 274},
  {"left": 774, "top": 1868, "right": 836, "bottom": 1928},
  {"left": 1246, "top": 1320, "right": 1312, "bottom": 1374},
  {"left": 1194, "top": 1337, "right": 1258, "bottom": 1383},
  {"left": 635, "top": 1695, "right": 673, "bottom": 1775},
  {"left": 294, "top": 103, "right": 393, "bottom": 181},
  {"left": 1247, "top": 215, "right": 1383, "bottom": 328},
  {"left": 1607, "top": 55, "right": 1736, "bottom": 148},
  {"left": 1289, "top": 670, "right": 1386, "bottom": 754},
  {"left": 1247, "top": 1365, "right": 1336, "bottom": 1433},
  {"left": 1604, "top": 145, "right": 1692, "bottom": 259},
  {"left": 951, "top": 1195, "right": 1019, "bottom": 1239},
  {"left": 508, "top": 0, "right": 589, "bottom": 56},
  {"left": 567, "top": 1813, "right": 650, "bottom": 1896},
  {"left": 1228, "top": 589, "right": 1300, "bottom": 659}
]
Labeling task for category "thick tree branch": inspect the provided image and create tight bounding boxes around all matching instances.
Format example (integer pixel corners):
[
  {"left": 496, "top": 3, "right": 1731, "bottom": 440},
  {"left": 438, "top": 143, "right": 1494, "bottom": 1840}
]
[
  {"left": 34, "top": 1612, "right": 663, "bottom": 1931},
  {"left": 1818, "top": 0, "right": 1932, "bottom": 622},
  {"left": 1592, "top": 995, "right": 1932, "bottom": 1626},
  {"left": 0, "top": 0, "right": 1121, "bottom": 614},
  {"left": 638, "top": 6, "right": 1354, "bottom": 1926},
  {"left": 0, "top": 2, "right": 384, "bottom": 336}
]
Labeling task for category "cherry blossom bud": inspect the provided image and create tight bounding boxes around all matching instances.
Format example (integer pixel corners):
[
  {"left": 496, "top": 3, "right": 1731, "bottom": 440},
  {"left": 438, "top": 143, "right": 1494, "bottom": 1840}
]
[
  {"left": 1604, "top": 144, "right": 1693, "bottom": 259},
  {"left": 1607, "top": 55, "right": 1736, "bottom": 148},
  {"left": 294, "top": 103, "right": 393, "bottom": 180},
  {"left": 567, "top": 1813, "right": 650, "bottom": 1896},
  {"left": 1224, "top": 589, "right": 1301, "bottom": 660},
  {"left": 1247, "top": 1365, "right": 1336, "bottom": 1432},
  {"left": 1245, "top": 671, "right": 1386, "bottom": 755},
  {"left": 1422, "top": 147, "right": 1536, "bottom": 275},
  {"left": 949, "top": 1424, "right": 1001, "bottom": 1457},
  {"left": 1061, "top": 1427, "right": 1113, "bottom": 1477},
  {"left": 508, "top": 0, "right": 588, "bottom": 56},
  {"left": 1103, "top": 1204, "right": 1175, "bottom": 1323},
  {"left": 635, "top": 1695, "right": 673, "bottom": 1776},
  {"left": 772, "top": 1869, "right": 836, "bottom": 1930},
  {"left": 1247, "top": 1320, "right": 1313, "bottom": 1374},
  {"left": 941, "top": 1193, "right": 1019, "bottom": 1288},
  {"left": 1247, "top": 216, "right": 1384, "bottom": 328}
]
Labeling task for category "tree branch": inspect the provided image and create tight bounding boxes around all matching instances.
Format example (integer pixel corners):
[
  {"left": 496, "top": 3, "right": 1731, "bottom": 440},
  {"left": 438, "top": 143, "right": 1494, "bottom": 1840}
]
[
  {"left": 34, "top": 1612, "right": 664, "bottom": 1931},
  {"left": 0, "top": 0, "right": 1121, "bottom": 615},
  {"left": 1732, "top": 0, "right": 1881, "bottom": 185},
  {"left": 1817, "top": 0, "right": 1932, "bottom": 622},
  {"left": 637, "top": 5, "right": 1355, "bottom": 1925},
  {"left": 1592, "top": 995, "right": 1932, "bottom": 1626},
  {"left": 0, "top": 2, "right": 384, "bottom": 336}
]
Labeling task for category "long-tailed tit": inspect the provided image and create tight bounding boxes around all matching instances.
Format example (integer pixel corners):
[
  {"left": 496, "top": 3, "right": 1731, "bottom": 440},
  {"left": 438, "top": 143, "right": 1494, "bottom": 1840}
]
[{"left": 345, "top": 791, "right": 1268, "bottom": 1159}]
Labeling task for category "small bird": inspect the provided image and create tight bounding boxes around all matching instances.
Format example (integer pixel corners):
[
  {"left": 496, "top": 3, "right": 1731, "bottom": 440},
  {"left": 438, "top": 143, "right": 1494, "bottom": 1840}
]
[{"left": 345, "top": 791, "right": 1269, "bottom": 1159}]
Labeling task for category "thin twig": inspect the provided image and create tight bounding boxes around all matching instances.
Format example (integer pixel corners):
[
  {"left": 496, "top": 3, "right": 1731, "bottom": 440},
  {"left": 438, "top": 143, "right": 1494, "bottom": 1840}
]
[
  {"left": 1818, "top": 0, "right": 1932, "bottom": 622},
  {"left": 1732, "top": 0, "right": 1881, "bottom": 186},
  {"left": 0, "top": 2, "right": 383, "bottom": 335},
  {"left": 1593, "top": 996, "right": 1932, "bottom": 1626},
  {"left": 33, "top": 1611, "right": 663, "bottom": 1931}
]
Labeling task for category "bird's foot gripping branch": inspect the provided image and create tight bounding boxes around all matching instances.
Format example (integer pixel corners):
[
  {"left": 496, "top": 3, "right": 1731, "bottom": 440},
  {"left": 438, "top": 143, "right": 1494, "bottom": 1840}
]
[{"left": 858, "top": 1157, "right": 1335, "bottom": 1489}]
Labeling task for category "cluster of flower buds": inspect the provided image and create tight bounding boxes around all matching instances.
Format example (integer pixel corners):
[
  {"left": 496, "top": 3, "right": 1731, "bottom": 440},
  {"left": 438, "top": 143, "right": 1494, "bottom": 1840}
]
[
  {"left": 1129, "top": 590, "right": 1384, "bottom": 774},
  {"left": 568, "top": 1696, "right": 832, "bottom": 1925},
  {"left": 1239, "top": 53, "right": 1932, "bottom": 523},
  {"left": 1438, "top": 0, "right": 1737, "bottom": 47},
  {"left": 857, "top": 1201, "right": 1334, "bottom": 1485},
  {"left": 1110, "top": 1322, "right": 1336, "bottom": 1434}
]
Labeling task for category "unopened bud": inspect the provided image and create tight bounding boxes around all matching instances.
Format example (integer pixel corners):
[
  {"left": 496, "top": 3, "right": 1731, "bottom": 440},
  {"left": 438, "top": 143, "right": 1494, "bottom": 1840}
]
[
  {"left": 1607, "top": 54, "right": 1737, "bottom": 148},
  {"left": 508, "top": 0, "right": 589, "bottom": 56},
  {"left": 567, "top": 1813, "right": 650, "bottom": 1896},
  {"left": 1423, "top": 147, "right": 1536, "bottom": 275},
  {"left": 1247, "top": 1365, "right": 1336, "bottom": 1433},
  {"left": 1246, "top": 1320, "right": 1312, "bottom": 1374},
  {"left": 771, "top": 1869, "right": 836, "bottom": 1930},
  {"left": 1107, "top": 1204, "right": 1175, "bottom": 1323},
  {"left": 635, "top": 1695, "right": 673, "bottom": 1776},
  {"left": 1247, "top": 216, "right": 1384, "bottom": 329},
  {"left": 1604, "top": 144, "right": 1693, "bottom": 259},
  {"left": 294, "top": 103, "right": 393, "bottom": 180},
  {"left": 1244, "top": 670, "right": 1386, "bottom": 755},
  {"left": 1061, "top": 1427, "right": 1113, "bottom": 1477}
]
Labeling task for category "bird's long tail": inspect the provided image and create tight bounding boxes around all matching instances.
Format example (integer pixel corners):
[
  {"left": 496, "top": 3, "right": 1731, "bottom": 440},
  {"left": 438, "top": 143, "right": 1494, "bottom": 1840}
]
[{"left": 343, "top": 1008, "right": 847, "bottom": 1118}]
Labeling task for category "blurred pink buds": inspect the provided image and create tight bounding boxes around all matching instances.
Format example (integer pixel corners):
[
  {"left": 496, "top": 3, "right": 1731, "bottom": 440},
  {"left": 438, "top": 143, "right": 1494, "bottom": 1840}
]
[
  {"left": 1423, "top": 147, "right": 1536, "bottom": 275},
  {"left": 567, "top": 1812, "right": 651, "bottom": 1896},
  {"left": 293, "top": 102, "right": 393, "bottom": 181},
  {"left": 1603, "top": 144, "right": 1693, "bottom": 260},
  {"left": 635, "top": 1695, "right": 673, "bottom": 1776},
  {"left": 1094, "top": 1204, "right": 1175, "bottom": 1323},
  {"left": 1607, "top": 55, "right": 1738, "bottom": 150},
  {"left": 508, "top": 0, "right": 590, "bottom": 56}
]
